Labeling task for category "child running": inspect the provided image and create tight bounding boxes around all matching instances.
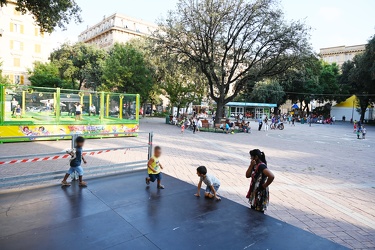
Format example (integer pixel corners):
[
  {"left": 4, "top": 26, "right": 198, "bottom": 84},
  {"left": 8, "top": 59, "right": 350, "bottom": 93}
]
[
  {"left": 145, "top": 146, "right": 165, "bottom": 189},
  {"left": 194, "top": 166, "right": 221, "bottom": 201},
  {"left": 61, "top": 136, "right": 87, "bottom": 187}
]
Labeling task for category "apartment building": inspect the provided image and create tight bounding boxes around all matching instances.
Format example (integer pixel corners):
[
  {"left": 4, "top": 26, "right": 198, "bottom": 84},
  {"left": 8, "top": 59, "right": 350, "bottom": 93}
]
[
  {"left": 78, "top": 13, "right": 158, "bottom": 49},
  {"left": 319, "top": 44, "right": 365, "bottom": 67},
  {"left": 0, "top": 1, "right": 50, "bottom": 85}
]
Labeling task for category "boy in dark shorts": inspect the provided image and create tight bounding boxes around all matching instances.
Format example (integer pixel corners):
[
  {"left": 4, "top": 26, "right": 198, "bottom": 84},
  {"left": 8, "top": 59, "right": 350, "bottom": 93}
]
[
  {"left": 61, "top": 136, "right": 87, "bottom": 187},
  {"left": 145, "top": 146, "right": 164, "bottom": 189}
]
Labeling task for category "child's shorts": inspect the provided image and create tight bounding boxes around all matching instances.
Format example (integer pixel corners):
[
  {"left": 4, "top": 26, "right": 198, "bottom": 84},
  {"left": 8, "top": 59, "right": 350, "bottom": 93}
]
[
  {"left": 149, "top": 173, "right": 162, "bottom": 182},
  {"left": 67, "top": 166, "right": 84, "bottom": 176},
  {"left": 205, "top": 184, "right": 220, "bottom": 194}
]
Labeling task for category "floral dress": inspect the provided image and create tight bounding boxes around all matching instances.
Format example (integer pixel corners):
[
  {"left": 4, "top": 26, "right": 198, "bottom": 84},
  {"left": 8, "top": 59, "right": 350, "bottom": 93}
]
[{"left": 246, "top": 162, "right": 269, "bottom": 212}]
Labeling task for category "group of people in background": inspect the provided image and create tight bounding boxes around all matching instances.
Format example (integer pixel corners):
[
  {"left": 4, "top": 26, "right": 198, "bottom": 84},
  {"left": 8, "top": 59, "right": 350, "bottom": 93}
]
[
  {"left": 176, "top": 116, "right": 203, "bottom": 134},
  {"left": 353, "top": 120, "right": 367, "bottom": 139}
]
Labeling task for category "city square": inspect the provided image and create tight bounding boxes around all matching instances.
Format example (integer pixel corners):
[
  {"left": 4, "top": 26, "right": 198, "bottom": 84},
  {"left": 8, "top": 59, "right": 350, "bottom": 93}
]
[
  {"left": 1, "top": 119, "right": 374, "bottom": 249},
  {"left": 1, "top": 0, "right": 375, "bottom": 249}
]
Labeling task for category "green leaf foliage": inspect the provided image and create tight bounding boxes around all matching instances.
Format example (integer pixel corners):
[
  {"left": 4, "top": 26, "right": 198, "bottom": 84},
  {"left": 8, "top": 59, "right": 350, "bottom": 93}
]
[
  {"left": 0, "top": 0, "right": 82, "bottom": 33},
  {"left": 50, "top": 42, "right": 107, "bottom": 90},
  {"left": 101, "top": 43, "right": 153, "bottom": 103},
  {"left": 28, "top": 61, "right": 65, "bottom": 88}
]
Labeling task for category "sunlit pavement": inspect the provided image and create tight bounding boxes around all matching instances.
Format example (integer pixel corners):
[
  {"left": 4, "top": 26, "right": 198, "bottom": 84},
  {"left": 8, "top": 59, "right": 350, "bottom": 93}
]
[
  {"left": 1, "top": 118, "right": 374, "bottom": 249},
  {"left": 142, "top": 118, "right": 375, "bottom": 249}
]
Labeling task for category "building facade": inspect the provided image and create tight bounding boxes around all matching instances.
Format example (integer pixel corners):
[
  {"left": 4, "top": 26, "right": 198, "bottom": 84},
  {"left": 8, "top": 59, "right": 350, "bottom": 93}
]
[
  {"left": 319, "top": 44, "right": 365, "bottom": 67},
  {"left": 78, "top": 13, "right": 158, "bottom": 49},
  {"left": 0, "top": 1, "right": 50, "bottom": 85}
]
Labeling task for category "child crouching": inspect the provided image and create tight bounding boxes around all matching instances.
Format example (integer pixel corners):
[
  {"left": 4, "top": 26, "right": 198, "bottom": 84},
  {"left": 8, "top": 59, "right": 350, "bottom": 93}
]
[{"left": 195, "top": 166, "right": 221, "bottom": 201}]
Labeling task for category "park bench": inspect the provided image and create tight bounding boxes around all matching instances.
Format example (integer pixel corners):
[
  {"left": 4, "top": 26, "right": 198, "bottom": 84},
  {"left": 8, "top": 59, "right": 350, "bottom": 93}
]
[
  {"left": 214, "top": 123, "right": 224, "bottom": 133},
  {"left": 201, "top": 119, "right": 210, "bottom": 129}
]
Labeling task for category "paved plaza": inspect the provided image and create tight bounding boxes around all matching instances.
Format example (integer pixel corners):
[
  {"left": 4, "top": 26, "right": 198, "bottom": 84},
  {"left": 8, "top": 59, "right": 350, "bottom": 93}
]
[{"left": 1, "top": 118, "right": 374, "bottom": 249}]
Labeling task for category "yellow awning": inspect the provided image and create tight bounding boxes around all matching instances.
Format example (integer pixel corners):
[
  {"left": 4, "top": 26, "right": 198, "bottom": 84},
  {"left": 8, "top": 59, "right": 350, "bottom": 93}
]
[{"left": 334, "top": 95, "right": 356, "bottom": 108}]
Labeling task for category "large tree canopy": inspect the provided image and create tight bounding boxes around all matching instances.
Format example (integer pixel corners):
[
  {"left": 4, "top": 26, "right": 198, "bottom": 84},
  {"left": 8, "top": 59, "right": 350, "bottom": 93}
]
[
  {"left": 28, "top": 62, "right": 65, "bottom": 88},
  {"left": 249, "top": 81, "right": 285, "bottom": 106},
  {"left": 101, "top": 43, "right": 154, "bottom": 104},
  {"left": 278, "top": 56, "right": 340, "bottom": 113},
  {"left": 0, "top": 0, "right": 81, "bottom": 33},
  {"left": 339, "top": 35, "right": 375, "bottom": 122},
  {"left": 156, "top": 0, "right": 311, "bottom": 121},
  {"left": 50, "top": 43, "right": 107, "bottom": 90}
]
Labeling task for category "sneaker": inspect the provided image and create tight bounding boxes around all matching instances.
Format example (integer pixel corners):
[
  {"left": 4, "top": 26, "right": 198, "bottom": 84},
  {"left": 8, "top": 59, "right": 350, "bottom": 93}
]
[
  {"left": 157, "top": 185, "right": 165, "bottom": 189},
  {"left": 145, "top": 177, "right": 150, "bottom": 186},
  {"left": 79, "top": 181, "right": 88, "bottom": 187},
  {"left": 61, "top": 181, "right": 71, "bottom": 186}
]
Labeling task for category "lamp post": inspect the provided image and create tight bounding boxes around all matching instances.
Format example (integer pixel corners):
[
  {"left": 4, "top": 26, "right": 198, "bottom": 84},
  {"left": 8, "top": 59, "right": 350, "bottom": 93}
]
[{"left": 351, "top": 99, "right": 355, "bottom": 123}]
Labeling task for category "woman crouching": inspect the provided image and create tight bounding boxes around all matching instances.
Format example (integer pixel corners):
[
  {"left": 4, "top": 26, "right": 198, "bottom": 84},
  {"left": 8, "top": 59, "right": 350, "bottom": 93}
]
[{"left": 246, "top": 149, "right": 275, "bottom": 213}]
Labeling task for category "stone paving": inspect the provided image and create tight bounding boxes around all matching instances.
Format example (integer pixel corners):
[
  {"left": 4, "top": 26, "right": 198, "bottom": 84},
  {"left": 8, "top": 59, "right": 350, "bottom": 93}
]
[
  {"left": 141, "top": 118, "right": 375, "bottom": 250},
  {"left": 0, "top": 118, "right": 374, "bottom": 249}
]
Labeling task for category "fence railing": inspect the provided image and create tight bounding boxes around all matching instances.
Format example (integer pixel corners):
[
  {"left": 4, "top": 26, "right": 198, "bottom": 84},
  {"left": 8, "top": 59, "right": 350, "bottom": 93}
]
[{"left": 0, "top": 131, "right": 153, "bottom": 188}]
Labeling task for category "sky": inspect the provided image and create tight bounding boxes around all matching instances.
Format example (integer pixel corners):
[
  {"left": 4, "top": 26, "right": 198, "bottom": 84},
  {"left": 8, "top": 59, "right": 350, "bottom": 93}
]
[{"left": 51, "top": 0, "right": 375, "bottom": 52}]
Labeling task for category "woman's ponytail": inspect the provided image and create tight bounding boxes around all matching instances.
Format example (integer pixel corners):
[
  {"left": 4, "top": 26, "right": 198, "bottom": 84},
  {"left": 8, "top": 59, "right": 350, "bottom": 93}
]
[{"left": 260, "top": 151, "right": 267, "bottom": 165}]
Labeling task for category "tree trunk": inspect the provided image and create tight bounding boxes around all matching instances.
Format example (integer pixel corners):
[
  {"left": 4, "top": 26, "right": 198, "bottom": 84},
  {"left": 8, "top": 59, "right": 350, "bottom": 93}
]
[
  {"left": 360, "top": 107, "right": 366, "bottom": 123},
  {"left": 177, "top": 105, "right": 181, "bottom": 118},
  {"left": 358, "top": 98, "right": 369, "bottom": 123},
  {"left": 215, "top": 100, "right": 225, "bottom": 124},
  {"left": 142, "top": 103, "right": 146, "bottom": 117}
]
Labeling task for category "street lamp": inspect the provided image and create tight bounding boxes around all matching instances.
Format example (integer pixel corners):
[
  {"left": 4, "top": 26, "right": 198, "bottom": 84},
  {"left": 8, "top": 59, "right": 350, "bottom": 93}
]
[{"left": 351, "top": 99, "right": 355, "bottom": 123}]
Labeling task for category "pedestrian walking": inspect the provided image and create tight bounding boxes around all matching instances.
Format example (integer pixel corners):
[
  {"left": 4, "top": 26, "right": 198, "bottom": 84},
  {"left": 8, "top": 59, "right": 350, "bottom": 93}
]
[{"left": 258, "top": 118, "right": 263, "bottom": 131}]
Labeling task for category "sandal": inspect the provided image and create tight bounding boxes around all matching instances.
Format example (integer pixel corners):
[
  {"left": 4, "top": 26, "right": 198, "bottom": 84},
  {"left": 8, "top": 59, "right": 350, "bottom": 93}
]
[
  {"left": 157, "top": 185, "right": 165, "bottom": 189},
  {"left": 145, "top": 177, "right": 150, "bottom": 185},
  {"left": 79, "top": 181, "right": 87, "bottom": 187},
  {"left": 61, "top": 181, "right": 71, "bottom": 186}
]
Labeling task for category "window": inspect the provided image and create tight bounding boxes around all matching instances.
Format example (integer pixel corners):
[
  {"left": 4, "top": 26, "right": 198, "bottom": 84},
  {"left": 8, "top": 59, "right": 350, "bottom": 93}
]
[
  {"left": 14, "top": 75, "right": 20, "bottom": 84},
  {"left": 10, "top": 41, "right": 23, "bottom": 51},
  {"left": 34, "top": 44, "right": 41, "bottom": 53},
  {"left": 13, "top": 58, "right": 20, "bottom": 67},
  {"left": 8, "top": 74, "right": 14, "bottom": 83},
  {"left": 10, "top": 23, "right": 24, "bottom": 33}
]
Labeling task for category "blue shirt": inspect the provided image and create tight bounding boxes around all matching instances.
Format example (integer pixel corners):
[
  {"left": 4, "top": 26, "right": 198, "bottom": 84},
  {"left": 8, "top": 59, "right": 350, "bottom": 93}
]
[{"left": 70, "top": 147, "right": 82, "bottom": 167}]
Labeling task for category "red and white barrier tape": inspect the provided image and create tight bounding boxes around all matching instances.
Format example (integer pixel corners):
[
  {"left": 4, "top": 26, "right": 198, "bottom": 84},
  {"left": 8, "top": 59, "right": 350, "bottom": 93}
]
[{"left": 0, "top": 148, "right": 130, "bottom": 165}]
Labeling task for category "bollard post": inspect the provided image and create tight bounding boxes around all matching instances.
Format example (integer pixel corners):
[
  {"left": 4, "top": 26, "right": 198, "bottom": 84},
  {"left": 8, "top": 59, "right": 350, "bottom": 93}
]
[
  {"left": 148, "top": 132, "right": 153, "bottom": 160},
  {"left": 71, "top": 134, "right": 77, "bottom": 149}
]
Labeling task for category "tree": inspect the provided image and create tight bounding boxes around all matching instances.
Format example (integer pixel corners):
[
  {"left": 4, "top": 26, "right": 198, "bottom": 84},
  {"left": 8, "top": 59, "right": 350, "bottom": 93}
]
[
  {"left": 340, "top": 56, "right": 372, "bottom": 122},
  {"left": 28, "top": 62, "right": 65, "bottom": 88},
  {"left": 0, "top": 0, "right": 81, "bottom": 33},
  {"left": 339, "top": 35, "right": 375, "bottom": 122},
  {"left": 50, "top": 43, "right": 107, "bottom": 90},
  {"left": 155, "top": 0, "right": 310, "bottom": 122},
  {"left": 279, "top": 56, "right": 321, "bottom": 113},
  {"left": 0, "top": 61, "right": 9, "bottom": 84},
  {"left": 101, "top": 43, "right": 154, "bottom": 105},
  {"left": 249, "top": 81, "right": 285, "bottom": 106},
  {"left": 318, "top": 62, "right": 341, "bottom": 103}
]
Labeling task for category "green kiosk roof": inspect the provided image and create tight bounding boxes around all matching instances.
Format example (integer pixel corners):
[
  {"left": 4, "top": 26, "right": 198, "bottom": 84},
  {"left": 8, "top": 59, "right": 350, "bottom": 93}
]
[{"left": 226, "top": 102, "right": 277, "bottom": 108}]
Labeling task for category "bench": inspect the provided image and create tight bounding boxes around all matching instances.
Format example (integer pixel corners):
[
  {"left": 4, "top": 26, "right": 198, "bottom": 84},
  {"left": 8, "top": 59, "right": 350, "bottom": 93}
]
[{"left": 201, "top": 119, "right": 210, "bottom": 129}]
